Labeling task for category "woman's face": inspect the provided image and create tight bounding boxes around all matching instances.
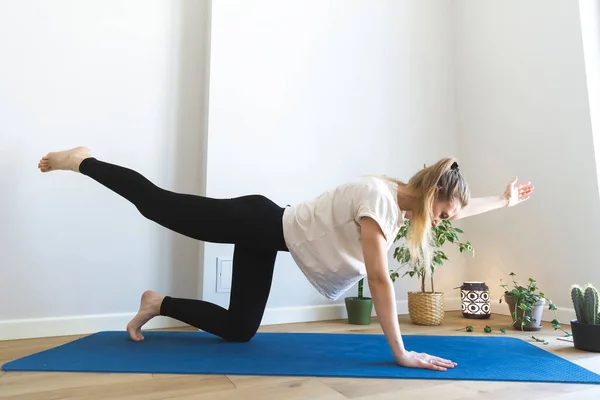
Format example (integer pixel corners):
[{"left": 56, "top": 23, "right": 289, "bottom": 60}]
[{"left": 430, "top": 198, "right": 461, "bottom": 227}]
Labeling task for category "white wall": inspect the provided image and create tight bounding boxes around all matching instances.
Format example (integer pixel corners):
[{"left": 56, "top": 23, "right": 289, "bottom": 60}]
[
  {"left": 580, "top": 0, "right": 600, "bottom": 193},
  {"left": 0, "top": 0, "right": 211, "bottom": 340},
  {"left": 0, "top": 0, "right": 472, "bottom": 340},
  {"left": 202, "top": 0, "right": 465, "bottom": 323},
  {"left": 2, "top": 0, "right": 592, "bottom": 339},
  {"left": 453, "top": 0, "right": 599, "bottom": 324}
]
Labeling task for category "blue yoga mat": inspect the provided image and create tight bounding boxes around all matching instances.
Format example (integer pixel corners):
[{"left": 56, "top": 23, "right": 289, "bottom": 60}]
[{"left": 3, "top": 331, "right": 600, "bottom": 384}]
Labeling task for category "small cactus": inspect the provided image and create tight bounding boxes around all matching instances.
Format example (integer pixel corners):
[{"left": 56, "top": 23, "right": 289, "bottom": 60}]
[
  {"left": 571, "top": 284, "right": 600, "bottom": 325},
  {"left": 585, "top": 285, "right": 599, "bottom": 324},
  {"left": 572, "top": 285, "right": 585, "bottom": 322}
]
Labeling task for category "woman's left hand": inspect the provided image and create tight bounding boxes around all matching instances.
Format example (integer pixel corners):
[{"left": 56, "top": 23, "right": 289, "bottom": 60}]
[{"left": 502, "top": 177, "right": 535, "bottom": 207}]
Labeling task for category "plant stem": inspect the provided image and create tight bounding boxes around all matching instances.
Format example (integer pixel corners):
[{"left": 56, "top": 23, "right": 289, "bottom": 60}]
[{"left": 512, "top": 296, "right": 522, "bottom": 331}]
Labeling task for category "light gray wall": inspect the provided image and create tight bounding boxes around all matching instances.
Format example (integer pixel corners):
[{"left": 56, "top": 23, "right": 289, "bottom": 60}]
[
  {"left": 10, "top": 0, "right": 593, "bottom": 338},
  {"left": 453, "top": 0, "right": 599, "bottom": 322},
  {"left": 0, "top": 0, "right": 211, "bottom": 339},
  {"left": 201, "top": 0, "right": 464, "bottom": 322}
]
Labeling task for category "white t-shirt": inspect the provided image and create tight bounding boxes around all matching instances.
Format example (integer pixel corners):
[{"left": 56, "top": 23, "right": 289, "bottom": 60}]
[{"left": 282, "top": 176, "right": 405, "bottom": 300}]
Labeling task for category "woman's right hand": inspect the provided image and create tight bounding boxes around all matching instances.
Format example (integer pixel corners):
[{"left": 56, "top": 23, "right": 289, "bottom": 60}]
[{"left": 395, "top": 351, "right": 457, "bottom": 371}]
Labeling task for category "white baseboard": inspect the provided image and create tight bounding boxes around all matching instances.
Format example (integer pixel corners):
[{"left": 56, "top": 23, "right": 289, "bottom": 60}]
[
  {"left": 0, "top": 296, "right": 470, "bottom": 341},
  {"left": 261, "top": 297, "right": 463, "bottom": 325},
  {"left": 0, "top": 313, "right": 188, "bottom": 341}
]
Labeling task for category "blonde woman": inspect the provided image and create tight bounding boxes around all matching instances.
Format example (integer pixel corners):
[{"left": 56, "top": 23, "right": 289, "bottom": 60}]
[{"left": 38, "top": 146, "right": 534, "bottom": 373}]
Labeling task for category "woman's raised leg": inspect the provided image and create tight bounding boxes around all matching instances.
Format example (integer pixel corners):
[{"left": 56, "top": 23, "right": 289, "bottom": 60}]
[{"left": 38, "top": 147, "right": 287, "bottom": 250}]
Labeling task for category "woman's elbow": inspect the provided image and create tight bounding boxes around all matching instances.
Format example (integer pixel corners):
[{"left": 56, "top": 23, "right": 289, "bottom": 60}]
[{"left": 368, "top": 274, "right": 393, "bottom": 289}]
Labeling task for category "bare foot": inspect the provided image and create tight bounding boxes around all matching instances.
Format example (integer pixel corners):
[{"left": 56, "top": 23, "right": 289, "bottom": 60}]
[
  {"left": 38, "top": 146, "right": 92, "bottom": 173},
  {"left": 126, "top": 290, "right": 165, "bottom": 342}
]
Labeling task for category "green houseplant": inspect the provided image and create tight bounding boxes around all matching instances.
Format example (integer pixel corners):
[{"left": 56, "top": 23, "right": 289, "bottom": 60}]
[
  {"left": 391, "top": 219, "right": 474, "bottom": 325},
  {"left": 499, "top": 272, "right": 564, "bottom": 332},
  {"left": 570, "top": 283, "right": 600, "bottom": 352},
  {"left": 345, "top": 278, "right": 372, "bottom": 325},
  {"left": 499, "top": 273, "right": 545, "bottom": 331}
]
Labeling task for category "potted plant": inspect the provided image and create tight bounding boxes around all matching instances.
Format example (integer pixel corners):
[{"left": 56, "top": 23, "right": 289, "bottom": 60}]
[
  {"left": 497, "top": 273, "right": 569, "bottom": 343},
  {"left": 391, "top": 219, "right": 474, "bottom": 325},
  {"left": 344, "top": 278, "right": 373, "bottom": 325},
  {"left": 570, "top": 283, "right": 600, "bottom": 352},
  {"left": 499, "top": 273, "right": 548, "bottom": 331}
]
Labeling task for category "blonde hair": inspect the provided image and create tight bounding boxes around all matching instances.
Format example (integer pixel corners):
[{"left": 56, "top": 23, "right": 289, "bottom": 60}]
[{"left": 379, "top": 157, "right": 470, "bottom": 268}]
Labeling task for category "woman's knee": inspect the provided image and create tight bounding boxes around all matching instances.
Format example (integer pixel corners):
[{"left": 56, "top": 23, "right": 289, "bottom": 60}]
[
  {"left": 223, "top": 318, "right": 260, "bottom": 342},
  {"left": 227, "top": 330, "right": 257, "bottom": 342}
]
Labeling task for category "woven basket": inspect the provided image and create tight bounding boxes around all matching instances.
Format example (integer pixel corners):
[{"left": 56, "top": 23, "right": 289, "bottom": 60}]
[{"left": 407, "top": 291, "right": 445, "bottom": 326}]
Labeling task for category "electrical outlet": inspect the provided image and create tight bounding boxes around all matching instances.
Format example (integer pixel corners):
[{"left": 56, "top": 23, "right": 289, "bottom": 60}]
[{"left": 216, "top": 257, "right": 233, "bottom": 293}]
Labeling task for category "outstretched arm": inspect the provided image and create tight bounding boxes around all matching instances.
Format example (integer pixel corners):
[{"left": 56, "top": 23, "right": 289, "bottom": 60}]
[
  {"left": 451, "top": 177, "right": 534, "bottom": 220},
  {"left": 360, "top": 217, "right": 405, "bottom": 359},
  {"left": 360, "top": 217, "right": 456, "bottom": 372}
]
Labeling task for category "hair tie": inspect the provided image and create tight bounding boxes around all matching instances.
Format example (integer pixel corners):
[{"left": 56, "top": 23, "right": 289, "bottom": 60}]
[{"left": 451, "top": 161, "right": 459, "bottom": 171}]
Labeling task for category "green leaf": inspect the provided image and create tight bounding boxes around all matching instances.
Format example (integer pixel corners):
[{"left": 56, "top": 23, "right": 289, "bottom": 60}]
[
  {"left": 500, "top": 328, "right": 507, "bottom": 334},
  {"left": 466, "top": 325, "right": 473, "bottom": 332},
  {"left": 531, "top": 335, "right": 548, "bottom": 345},
  {"left": 518, "top": 304, "right": 532, "bottom": 312},
  {"left": 391, "top": 219, "right": 474, "bottom": 287}
]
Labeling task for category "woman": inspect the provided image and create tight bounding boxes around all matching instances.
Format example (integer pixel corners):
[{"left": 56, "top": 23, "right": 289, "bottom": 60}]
[{"left": 37, "top": 146, "right": 534, "bottom": 373}]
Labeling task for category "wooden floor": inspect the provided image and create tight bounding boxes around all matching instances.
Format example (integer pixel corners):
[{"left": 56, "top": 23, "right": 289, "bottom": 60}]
[{"left": 1, "top": 311, "right": 599, "bottom": 399}]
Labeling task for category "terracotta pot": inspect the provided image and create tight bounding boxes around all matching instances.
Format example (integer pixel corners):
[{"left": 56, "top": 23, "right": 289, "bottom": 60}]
[{"left": 503, "top": 294, "right": 545, "bottom": 331}]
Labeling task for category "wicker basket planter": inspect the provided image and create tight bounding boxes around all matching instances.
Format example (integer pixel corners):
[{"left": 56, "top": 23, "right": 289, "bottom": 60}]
[
  {"left": 391, "top": 219, "right": 474, "bottom": 327},
  {"left": 407, "top": 291, "right": 445, "bottom": 326}
]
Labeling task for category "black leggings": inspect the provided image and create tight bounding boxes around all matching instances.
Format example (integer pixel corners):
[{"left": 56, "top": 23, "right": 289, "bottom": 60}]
[{"left": 79, "top": 157, "right": 288, "bottom": 342}]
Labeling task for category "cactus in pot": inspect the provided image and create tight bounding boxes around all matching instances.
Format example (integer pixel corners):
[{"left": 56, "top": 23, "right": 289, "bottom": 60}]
[
  {"left": 571, "top": 285, "right": 585, "bottom": 322},
  {"left": 570, "top": 284, "right": 600, "bottom": 352},
  {"left": 571, "top": 284, "right": 600, "bottom": 324}
]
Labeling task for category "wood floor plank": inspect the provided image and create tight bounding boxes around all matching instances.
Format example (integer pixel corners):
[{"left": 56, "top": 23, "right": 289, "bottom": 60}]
[
  {"left": 0, "top": 373, "right": 234, "bottom": 400},
  {"left": 227, "top": 374, "right": 313, "bottom": 389},
  {"left": 318, "top": 377, "right": 448, "bottom": 399},
  {"left": 0, "top": 372, "right": 154, "bottom": 398},
  {"left": 169, "top": 378, "right": 347, "bottom": 400}
]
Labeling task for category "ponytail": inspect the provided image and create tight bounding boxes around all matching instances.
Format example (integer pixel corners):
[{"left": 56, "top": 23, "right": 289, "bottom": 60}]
[
  {"left": 370, "top": 157, "right": 470, "bottom": 268},
  {"left": 404, "top": 157, "right": 470, "bottom": 268}
]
